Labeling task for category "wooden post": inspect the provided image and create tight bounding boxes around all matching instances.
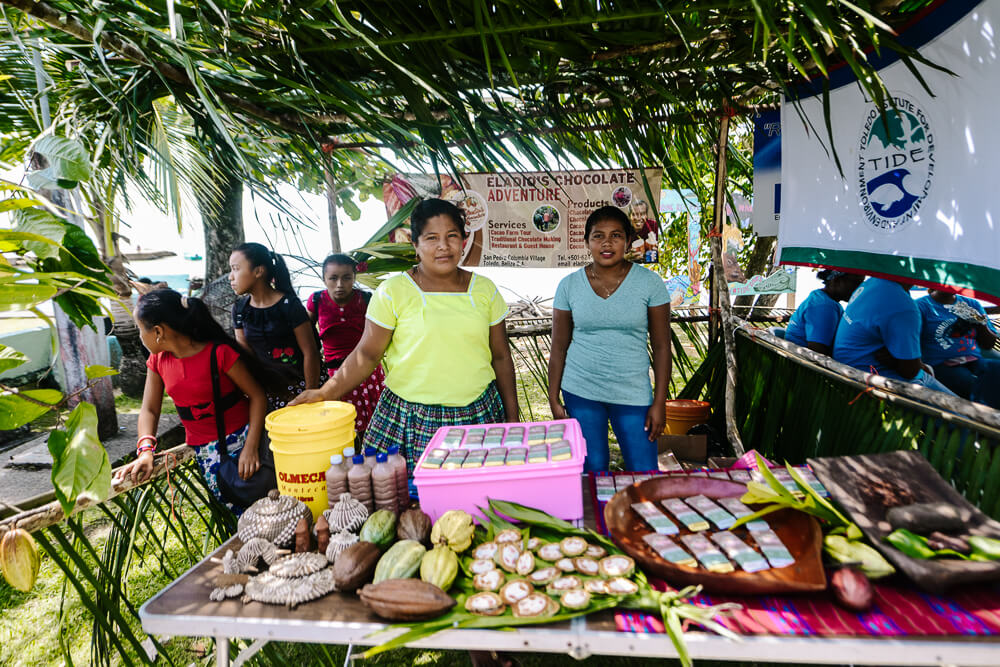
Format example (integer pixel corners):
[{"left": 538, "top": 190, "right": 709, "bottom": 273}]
[{"left": 708, "top": 111, "right": 746, "bottom": 457}]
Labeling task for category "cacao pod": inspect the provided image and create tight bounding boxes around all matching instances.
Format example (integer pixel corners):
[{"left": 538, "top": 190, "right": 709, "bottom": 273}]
[
  {"left": 359, "top": 579, "right": 455, "bottom": 621},
  {"left": 359, "top": 509, "right": 397, "bottom": 550},
  {"left": 0, "top": 528, "right": 40, "bottom": 592},
  {"left": 830, "top": 567, "right": 874, "bottom": 612},
  {"left": 373, "top": 540, "right": 426, "bottom": 584},
  {"left": 397, "top": 509, "right": 432, "bottom": 545},
  {"left": 333, "top": 541, "right": 381, "bottom": 592},
  {"left": 420, "top": 544, "right": 458, "bottom": 591},
  {"left": 430, "top": 510, "right": 475, "bottom": 553}
]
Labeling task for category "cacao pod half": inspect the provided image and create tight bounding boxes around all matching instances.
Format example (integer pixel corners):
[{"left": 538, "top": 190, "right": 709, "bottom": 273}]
[
  {"left": 397, "top": 509, "right": 432, "bottom": 545},
  {"left": 333, "top": 541, "right": 381, "bottom": 592},
  {"left": 373, "top": 540, "right": 426, "bottom": 584},
  {"left": 430, "top": 510, "right": 475, "bottom": 553},
  {"left": 359, "top": 579, "right": 455, "bottom": 621},
  {"left": 420, "top": 544, "right": 458, "bottom": 591},
  {"left": 0, "top": 528, "right": 41, "bottom": 592}
]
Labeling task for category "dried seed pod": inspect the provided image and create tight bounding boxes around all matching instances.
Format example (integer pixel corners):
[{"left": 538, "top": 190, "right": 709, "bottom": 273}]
[
  {"left": 237, "top": 537, "right": 280, "bottom": 572},
  {"left": 546, "top": 576, "right": 582, "bottom": 596},
  {"left": 397, "top": 509, "right": 433, "bottom": 545},
  {"left": 238, "top": 490, "right": 312, "bottom": 549},
  {"left": 572, "top": 557, "right": 599, "bottom": 576},
  {"left": 294, "top": 517, "right": 311, "bottom": 553},
  {"left": 560, "top": 589, "right": 591, "bottom": 610},
  {"left": 325, "top": 530, "right": 359, "bottom": 565},
  {"left": 496, "top": 544, "right": 522, "bottom": 573},
  {"left": 315, "top": 514, "right": 331, "bottom": 554},
  {"left": 515, "top": 550, "right": 536, "bottom": 576},
  {"left": 584, "top": 579, "right": 610, "bottom": 595},
  {"left": 513, "top": 592, "right": 555, "bottom": 618},
  {"left": 327, "top": 493, "right": 369, "bottom": 533},
  {"left": 469, "top": 558, "right": 496, "bottom": 575},
  {"left": 584, "top": 544, "right": 607, "bottom": 559},
  {"left": 359, "top": 579, "right": 456, "bottom": 621},
  {"left": 554, "top": 558, "right": 575, "bottom": 573},
  {"left": 333, "top": 541, "right": 381, "bottom": 592},
  {"left": 473, "top": 568, "right": 505, "bottom": 592},
  {"left": 269, "top": 552, "right": 329, "bottom": 579},
  {"left": 527, "top": 567, "right": 559, "bottom": 586},
  {"left": 465, "top": 592, "right": 505, "bottom": 616},
  {"left": 494, "top": 529, "right": 522, "bottom": 545},
  {"left": 606, "top": 577, "right": 639, "bottom": 595},
  {"left": 472, "top": 542, "right": 499, "bottom": 561},
  {"left": 526, "top": 537, "right": 543, "bottom": 552},
  {"left": 598, "top": 555, "right": 635, "bottom": 578}
]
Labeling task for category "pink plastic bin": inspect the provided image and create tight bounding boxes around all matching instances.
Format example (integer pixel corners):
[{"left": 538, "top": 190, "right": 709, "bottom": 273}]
[{"left": 413, "top": 419, "right": 585, "bottom": 523}]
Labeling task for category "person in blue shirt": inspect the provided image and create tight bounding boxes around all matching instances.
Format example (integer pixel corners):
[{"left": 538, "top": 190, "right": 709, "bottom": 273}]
[
  {"left": 917, "top": 289, "right": 1000, "bottom": 407},
  {"left": 784, "top": 269, "right": 864, "bottom": 355},
  {"left": 548, "top": 206, "right": 671, "bottom": 472},
  {"left": 832, "top": 277, "right": 953, "bottom": 394}
]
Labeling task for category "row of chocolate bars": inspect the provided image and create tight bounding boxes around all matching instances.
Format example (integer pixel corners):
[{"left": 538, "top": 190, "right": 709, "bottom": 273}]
[
  {"left": 594, "top": 465, "right": 830, "bottom": 502},
  {"left": 422, "top": 424, "right": 574, "bottom": 470}
]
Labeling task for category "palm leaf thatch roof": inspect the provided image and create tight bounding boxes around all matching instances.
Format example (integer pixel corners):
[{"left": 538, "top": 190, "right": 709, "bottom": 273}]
[{"left": 1, "top": 0, "right": 936, "bottom": 191}]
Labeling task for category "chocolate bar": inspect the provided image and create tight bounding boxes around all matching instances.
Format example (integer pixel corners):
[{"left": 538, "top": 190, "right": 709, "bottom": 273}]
[
  {"left": 711, "top": 531, "right": 770, "bottom": 573},
  {"left": 614, "top": 474, "right": 636, "bottom": 491},
  {"left": 504, "top": 447, "right": 527, "bottom": 465},
  {"left": 660, "top": 497, "right": 709, "bottom": 532},
  {"left": 549, "top": 440, "right": 572, "bottom": 461},
  {"left": 527, "top": 444, "right": 549, "bottom": 463},
  {"left": 681, "top": 533, "right": 734, "bottom": 573},
  {"left": 727, "top": 469, "right": 752, "bottom": 483},
  {"left": 595, "top": 476, "right": 615, "bottom": 501},
  {"left": 442, "top": 449, "right": 468, "bottom": 469},
  {"left": 792, "top": 465, "right": 830, "bottom": 497},
  {"left": 462, "top": 449, "right": 487, "bottom": 468},
  {"left": 750, "top": 528, "right": 795, "bottom": 568},
  {"left": 632, "top": 501, "right": 679, "bottom": 534},
  {"left": 643, "top": 533, "right": 695, "bottom": 567},
  {"left": 484, "top": 447, "right": 508, "bottom": 467},
  {"left": 685, "top": 495, "right": 736, "bottom": 530},
  {"left": 421, "top": 448, "right": 448, "bottom": 469},
  {"left": 717, "top": 496, "right": 769, "bottom": 531}
]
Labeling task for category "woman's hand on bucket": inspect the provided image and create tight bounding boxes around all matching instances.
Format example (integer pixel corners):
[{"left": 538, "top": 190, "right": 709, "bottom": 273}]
[{"left": 288, "top": 388, "right": 326, "bottom": 406}]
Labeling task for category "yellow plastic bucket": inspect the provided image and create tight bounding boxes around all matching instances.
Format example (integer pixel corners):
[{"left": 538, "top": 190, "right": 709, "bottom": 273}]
[
  {"left": 265, "top": 401, "right": 356, "bottom": 520},
  {"left": 662, "top": 399, "right": 711, "bottom": 435}
]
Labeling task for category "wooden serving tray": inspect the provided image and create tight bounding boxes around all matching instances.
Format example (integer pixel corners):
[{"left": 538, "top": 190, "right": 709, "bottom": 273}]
[
  {"left": 809, "top": 450, "right": 1000, "bottom": 594},
  {"left": 604, "top": 476, "right": 826, "bottom": 594}
]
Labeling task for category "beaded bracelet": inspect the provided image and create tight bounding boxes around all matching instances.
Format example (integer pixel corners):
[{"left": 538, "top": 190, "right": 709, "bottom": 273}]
[
  {"left": 136, "top": 444, "right": 155, "bottom": 456},
  {"left": 136, "top": 435, "right": 157, "bottom": 456}
]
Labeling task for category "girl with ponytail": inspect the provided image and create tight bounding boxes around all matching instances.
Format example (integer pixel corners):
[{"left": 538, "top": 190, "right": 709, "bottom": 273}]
[
  {"left": 229, "top": 243, "right": 321, "bottom": 410},
  {"left": 114, "top": 289, "right": 271, "bottom": 513}
]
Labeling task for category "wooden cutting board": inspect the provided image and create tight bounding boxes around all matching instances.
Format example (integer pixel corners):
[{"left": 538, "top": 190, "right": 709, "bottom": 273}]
[{"left": 808, "top": 450, "right": 1000, "bottom": 594}]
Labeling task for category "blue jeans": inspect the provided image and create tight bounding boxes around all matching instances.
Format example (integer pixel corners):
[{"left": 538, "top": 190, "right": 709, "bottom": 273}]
[
  {"left": 911, "top": 369, "right": 957, "bottom": 396},
  {"left": 562, "top": 389, "right": 657, "bottom": 473},
  {"left": 932, "top": 358, "right": 1000, "bottom": 408}
]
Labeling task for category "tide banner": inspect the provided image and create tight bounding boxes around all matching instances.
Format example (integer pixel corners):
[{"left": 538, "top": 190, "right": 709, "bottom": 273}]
[{"left": 777, "top": 0, "right": 1000, "bottom": 302}]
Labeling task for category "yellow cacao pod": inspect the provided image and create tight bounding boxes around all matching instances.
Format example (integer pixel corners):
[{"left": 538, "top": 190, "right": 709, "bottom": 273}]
[
  {"left": 420, "top": 544, "right": 459, "bottom": 591},
  {"left": 0, "top": 528, "right": 41, "bottom": 592},
  {"left": 430, "top": 510, "right": 475, "bottom": 553}
]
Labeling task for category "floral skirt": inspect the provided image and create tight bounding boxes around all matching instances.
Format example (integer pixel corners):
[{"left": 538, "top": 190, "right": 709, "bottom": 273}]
[
  {"left": 191, "top": 423, "right": 248, "bottom": 516},
  {"left": 339, "top": 365, "right": 385, "bottom": 434}
]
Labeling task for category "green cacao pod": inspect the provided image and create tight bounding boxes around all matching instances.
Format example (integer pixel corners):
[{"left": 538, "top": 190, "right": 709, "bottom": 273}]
[
  {"left": 373, "top": 539, "right": 426, "bottom": 584},
  {"left": 359, "top": 509, "right": 397, "bottom": 551},
  {"left": 0, "top": 528, "right": 41, "bottom": 592},
  {"left": 420, "top": 544, "right": 459, "bottom": 591},
  {"left": 430, "top": 510, "right": 475, "bottom": 553}
]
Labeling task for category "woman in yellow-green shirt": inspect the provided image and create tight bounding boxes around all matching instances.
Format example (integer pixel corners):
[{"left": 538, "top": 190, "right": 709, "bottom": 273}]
[{"left": 291, "top": 199, "right": 519, "bottom": 476}]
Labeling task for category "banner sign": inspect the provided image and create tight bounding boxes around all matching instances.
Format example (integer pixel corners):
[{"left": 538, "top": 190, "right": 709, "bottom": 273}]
[
  {"left": 777, "top": 0, "right": 1000, "bottom": 302},
  {"left": 381, "top": 169, "right": 662, "bottom": 268},
  {"left": 752, "top": 110, "right": 781, "bottom": 237}
]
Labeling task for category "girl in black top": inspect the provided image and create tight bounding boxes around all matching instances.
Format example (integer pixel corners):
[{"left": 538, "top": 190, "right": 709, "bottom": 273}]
[{"left": 229, "top": 243, "right": 321, "bottom": 410}]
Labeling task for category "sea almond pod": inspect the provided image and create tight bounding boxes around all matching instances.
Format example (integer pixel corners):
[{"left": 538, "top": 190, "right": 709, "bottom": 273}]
[
  {"left": 315, "top": 514, "right": 331, "bottom": 555},
  {"left": 0, "top": 528, "right": 41, "bottom": 592}
]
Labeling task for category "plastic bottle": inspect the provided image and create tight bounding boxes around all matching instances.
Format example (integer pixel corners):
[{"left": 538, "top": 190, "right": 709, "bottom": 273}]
[
  {"left": 364, "top": 446, "right": 378, "bottom": 472},
  {"left": 387, "top": 445, "right": 409, "bottom": 513},
  {"left": 343, "top": 446, "right": 356, "bottom": 470},
  {"left": 348, "top": 453, "right": 374, "bottom": 513},
  {"left": 372, "top": 452, "right": 398, "bottom": 514},
  {"left": 325, "top": 454, "right": 348, "bottom": 509}
]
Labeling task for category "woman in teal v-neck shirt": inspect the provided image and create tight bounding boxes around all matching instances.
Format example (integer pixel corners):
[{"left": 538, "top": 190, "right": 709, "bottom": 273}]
[{"left": 548, "top": 206, "right": 671, "bottom": 472}]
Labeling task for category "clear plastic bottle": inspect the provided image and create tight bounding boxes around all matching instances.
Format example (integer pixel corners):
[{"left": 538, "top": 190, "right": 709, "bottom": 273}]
[
  {"left": 343, "top": 446, "right": 356, "bottom": 470},
  {"left": 387, "top": 445, "right": 409, "bottom": 513},
  {"left": 372, "top": 452, "right": 398, "bottom": 514},
  {"left": 347, "top": 453, "right": 374, "bottom": 513},
  {"left": 325, "top": 453, "right": 348, "bottom": 510}
]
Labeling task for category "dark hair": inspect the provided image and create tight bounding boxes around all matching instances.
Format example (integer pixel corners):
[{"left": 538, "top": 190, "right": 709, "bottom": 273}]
[
  {"left": 138, "top": 289, "right": 237, "bottom": 347},
  {"left": 233, "top": 242, "right": 296, "bottom": 298},
  {"left": 322, "top": 253, "right": 357, "bottom": 275},
  {"left": 584, "top": 206, "right": 635, "bottom": 242},
  {"left": 410, "top": 198, "right": 468, "bottom": 240}
]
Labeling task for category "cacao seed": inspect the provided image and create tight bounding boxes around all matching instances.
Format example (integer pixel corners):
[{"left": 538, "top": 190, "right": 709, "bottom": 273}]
[
  {"left": 359, "top": 579, "right": 455, "bottom": 621},
  {"left": 830, "top": 567, "right": 874, "bottom": 612},
  {"left": 333, "top": 541, "right": 381, "bottom": 592}
]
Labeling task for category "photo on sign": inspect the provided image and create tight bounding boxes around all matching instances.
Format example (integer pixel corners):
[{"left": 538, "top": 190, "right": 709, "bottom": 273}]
[
  {"left": 532, "top": 205, "right": 561, "bottom": 233},
  {"left": 612, "top": 186, "right": 633, "bottom": 207}
]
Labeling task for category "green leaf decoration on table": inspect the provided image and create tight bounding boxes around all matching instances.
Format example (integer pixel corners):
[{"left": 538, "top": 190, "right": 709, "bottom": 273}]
[
  {"left": 361, "top": 498, "right": 740, "bottom": 667},
  {"left": 48, "top": 402, "right": 112, "bottom": 516},
  {"left": 0, "top": 388, "right": 62, "bottom": 429}
]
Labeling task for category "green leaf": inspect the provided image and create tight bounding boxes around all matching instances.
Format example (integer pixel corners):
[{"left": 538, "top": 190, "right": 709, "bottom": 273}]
[
  {"left": 13, "top": 208, "right": 67, "bottom": 260},
  {"left": 0, "top": 343, "right": 29, "bottom": 374},
  {"left": 0, "top": 283, "right": 60, "bottom": 311},
  {"left": 0, "top": 388, "right": 62, "bottom": 429},
  {"left": 0, "top": 197, "right": 44, "bottom": 214},
  {"left": 31, "top": 136, "right": 93, "bottom": 184},
  {"left": 48, "top": 402, "right": 112, "bottom": 517},
  {"left": 85, "top": 365, "right": 118, "bottom": 380}
]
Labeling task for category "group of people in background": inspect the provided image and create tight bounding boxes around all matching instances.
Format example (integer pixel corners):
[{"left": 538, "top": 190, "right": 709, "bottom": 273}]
[
  {"left": 117, "top": 199, "right": 675, "bottom": 512},
  {"left": 784, "top": 271, "right": 1000, "bottom": 408}
]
